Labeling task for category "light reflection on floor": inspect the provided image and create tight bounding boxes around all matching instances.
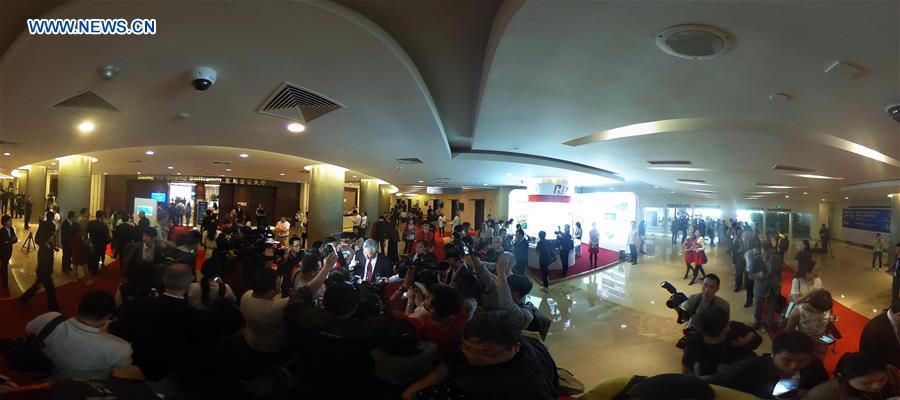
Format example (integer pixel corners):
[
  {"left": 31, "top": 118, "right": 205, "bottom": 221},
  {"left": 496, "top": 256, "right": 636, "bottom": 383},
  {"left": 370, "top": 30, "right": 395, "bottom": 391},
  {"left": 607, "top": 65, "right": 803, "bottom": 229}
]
[{"left": 532, "top": 232, "right": 892, "bottom": 389}]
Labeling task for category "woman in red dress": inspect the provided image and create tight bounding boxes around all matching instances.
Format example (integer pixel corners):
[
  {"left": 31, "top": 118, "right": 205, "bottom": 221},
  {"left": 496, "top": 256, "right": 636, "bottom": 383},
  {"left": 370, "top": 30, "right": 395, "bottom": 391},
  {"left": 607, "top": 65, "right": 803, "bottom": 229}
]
[
  {"left": 689, "top": 229, "right": 708, "bottom": 285},
  {"left": 682, "top": 232, "right": 697, "bottom": 281}
]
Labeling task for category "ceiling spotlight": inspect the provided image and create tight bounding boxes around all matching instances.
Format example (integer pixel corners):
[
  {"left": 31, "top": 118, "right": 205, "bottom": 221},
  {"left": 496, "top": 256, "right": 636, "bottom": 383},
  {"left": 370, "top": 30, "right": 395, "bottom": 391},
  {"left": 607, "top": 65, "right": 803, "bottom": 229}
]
[
  {"left": 608, "top": 187, "right": 614, "bottom": 190},
  {"left": 78, "top": 120, "right": 95, "bottom": 133},
  {"left": 670, "top": 191, "right": 675, "bottom": 194},
  {"left": 785, "top": 195, "right": 790, "bottom": 198},
  {"left": 802, "top": 192, "right": 808, "bottom": 195},
  {"left": 821, "top": 198, "right": 826, "bottom": 201},
  {"left": 137, "top": 172, "right": 141, "bottom": 175},
  {"left": 280, "top": 173, "right": 285, "bottom": 176},
  {"left": 418, "top": 180, "right": 424, "bottom": 183},
  {"left": 176, "top": 173, "right": 182, "bottom": 175},
  {"left": 286, "top": 122, "right": 306, "bottom": 133},
  {"left": 2, "top": 152, "right": 10, "bottom": 156},
  {"left": 844, "top": 196, "right": 849, "bottom": 200},
  {"left": 103, "top": 172, "right": 108, "bottom": 175},
  {"left": 167, "top": 166, "right": 174, "bottom": 170},
  {"left": 239, "top": 153, "right": 249, "bottom": 158},
  {"left": 145, "top": 150, "right": 155, "bottom": 155},
  {"left": 90, "top": 157, "right": 98, "bottom": 162},
  {"left": 51, "top": 162, "right": 56, "bottom": 165},
  {"left": 225, "top": 168, "right": 231, "bottom": 172},
  {"left": 98, "top": 65, "right": 119, "bottom": 80},
  {"left": 352, "top": 175, "right": 357, "bottom": 178}
]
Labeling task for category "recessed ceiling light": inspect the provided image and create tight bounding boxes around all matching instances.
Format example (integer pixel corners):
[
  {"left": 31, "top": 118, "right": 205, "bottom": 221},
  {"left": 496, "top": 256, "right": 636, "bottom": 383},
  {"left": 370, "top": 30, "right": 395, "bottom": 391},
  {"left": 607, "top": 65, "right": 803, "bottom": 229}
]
[
  {"left": 844, "top": 196, "right": 849, "bottom": 200},
  {"left": 670, "top": 191, "right": 675, "bottom": 194},
  {"left": 136, "top": 172, "right": 141, "bottom": 174},
  {"left": 239, "top": 153, "right": 249, "bottom": 158},
  {"left": 2, "top": 152, "right": 10, "bottom": 156},
  {"left": 280, "top": 173, "right": 285, "bottom": 176},
  {"left": 167, "top": 166, "right": 174, "bottom": 170},
  {"left": 220, "top": 174, "right": 225, "bottom": 177},
  {"left": 176, "top": 173, "right": 182, "bottom": 175},
  {"left": 789, "top": 173, "right": 843, "bottom": 180},
  {"left": 102, "top": 172, "right": 108, "bottom": 175},
  {"left": 78, "top": 120, "right": 95, "bottom": 133},
  {"left": 483, "top": 183, "right": 488, "bottom": 186},
  {"left": 609, "top": 187, "right": 614, "bottom": 190},
  {"left": 802, "top": 192, "right": 807, "bottom": 195},
  {"left": 396, "top": 193, "right": 404, "bottom": 196},
  {"left": 352, "top": 175, "right": 357, "bottom": 178},
  {"left": 647, "top": 167, "right": 709, "bottom": 172},
  {"left": 286, "top": 122, "right": 306, "bottom": 133},
  {"left": 768, "top": 93, "right": 790, "bottom": 103},
  {"left": 51, "top": 162, "right": 56, "bottom": 165},
  {"left": 821, "top": 198, "right": 826, "bottom": 201},
  {"left": 225, "top": 168, "right": 231, "bottom": 172},
  {"left": 145, "top": 150, "right": 155, "bottom": 155},
  {"left": 785, "top": 195, "right": 790, "bottom": 198},
  {"left": 90, "top": 157, "right": 98, "bottom": 162},
  {"left": 756, "top": 183, "right": 803, "bottom": 189},
  {"left": 418, "top": 180, "right": 424, "bottom": 183}
]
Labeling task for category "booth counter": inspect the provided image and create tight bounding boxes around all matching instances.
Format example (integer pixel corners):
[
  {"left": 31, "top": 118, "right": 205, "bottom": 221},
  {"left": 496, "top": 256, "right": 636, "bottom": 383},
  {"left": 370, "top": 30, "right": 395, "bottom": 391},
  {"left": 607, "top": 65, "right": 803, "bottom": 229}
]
[{"left": 527, "top": 242, "right": 576, "bottom": 270}]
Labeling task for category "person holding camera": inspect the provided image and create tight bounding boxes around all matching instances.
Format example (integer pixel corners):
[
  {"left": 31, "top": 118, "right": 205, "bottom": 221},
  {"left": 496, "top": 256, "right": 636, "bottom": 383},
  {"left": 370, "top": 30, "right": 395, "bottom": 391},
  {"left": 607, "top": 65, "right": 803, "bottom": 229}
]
[
  {"left": 681, "top": 274, "right": 730, "bottom": 333},
  {"left": 405, "top": 240, "right": 437, "bottom": 270},
  {"left": 682, "top": 307, "right": 761, "bottom": 376}
]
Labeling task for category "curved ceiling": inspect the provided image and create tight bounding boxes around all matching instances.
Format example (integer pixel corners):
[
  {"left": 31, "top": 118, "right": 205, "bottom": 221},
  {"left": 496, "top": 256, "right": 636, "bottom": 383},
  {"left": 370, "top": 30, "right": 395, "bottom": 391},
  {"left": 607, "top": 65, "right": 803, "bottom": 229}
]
[{"left": 1, "top": 0, "right": 898, "bottom": 201}]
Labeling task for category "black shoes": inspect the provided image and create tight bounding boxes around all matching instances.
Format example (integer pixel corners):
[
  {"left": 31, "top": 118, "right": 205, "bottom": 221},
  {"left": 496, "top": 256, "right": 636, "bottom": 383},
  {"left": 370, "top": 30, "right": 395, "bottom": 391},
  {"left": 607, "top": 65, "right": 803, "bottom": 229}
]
[{"left": 744, "top": 302, "right": 753, "bottom": 308}]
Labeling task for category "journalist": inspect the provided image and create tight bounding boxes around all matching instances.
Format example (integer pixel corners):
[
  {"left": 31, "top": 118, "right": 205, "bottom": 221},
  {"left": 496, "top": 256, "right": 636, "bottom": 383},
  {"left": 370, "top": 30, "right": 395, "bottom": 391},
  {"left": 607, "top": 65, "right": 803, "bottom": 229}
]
[{"left": 681, "top": 274, "right": 730, "bottom": 332}]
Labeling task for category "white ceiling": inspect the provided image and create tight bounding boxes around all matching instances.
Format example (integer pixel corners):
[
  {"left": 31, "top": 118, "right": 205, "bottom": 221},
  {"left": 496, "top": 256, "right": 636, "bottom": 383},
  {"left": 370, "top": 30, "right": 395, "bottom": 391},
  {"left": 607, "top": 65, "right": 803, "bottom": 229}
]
[{"left": 0, "top": 0, "right": 898, "bottom": 201}]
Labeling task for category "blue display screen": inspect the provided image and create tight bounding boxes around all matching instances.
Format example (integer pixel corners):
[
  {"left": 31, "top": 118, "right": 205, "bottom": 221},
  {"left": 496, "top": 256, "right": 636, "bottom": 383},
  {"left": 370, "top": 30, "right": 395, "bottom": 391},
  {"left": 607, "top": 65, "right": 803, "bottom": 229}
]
[
  {"left": 842, "top": 208, "right": 891, "bottom": 233},
  {"left": 150, "top": 192, "right": 167, "bottom": 203}
]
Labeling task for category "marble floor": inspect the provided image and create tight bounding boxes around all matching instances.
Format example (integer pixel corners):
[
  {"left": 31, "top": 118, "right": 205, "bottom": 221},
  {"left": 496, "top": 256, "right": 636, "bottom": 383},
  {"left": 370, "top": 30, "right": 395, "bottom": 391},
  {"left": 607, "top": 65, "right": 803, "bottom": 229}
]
[
  {"left": 536, "top": 232, "right": 894, "bottom": 389},
  {"left": 2, "top": 218, "right": 895, "bottom": 389}
]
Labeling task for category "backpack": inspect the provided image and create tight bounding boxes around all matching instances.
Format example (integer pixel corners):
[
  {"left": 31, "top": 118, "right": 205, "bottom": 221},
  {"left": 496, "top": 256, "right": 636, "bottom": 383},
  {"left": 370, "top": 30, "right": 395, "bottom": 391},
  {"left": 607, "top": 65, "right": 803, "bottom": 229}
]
[
  {"left": 522, "top": 301, "right": 551, "bottom": 340},
  {"left": 0, "top": 315, "right": 68, "bottom": 375}
]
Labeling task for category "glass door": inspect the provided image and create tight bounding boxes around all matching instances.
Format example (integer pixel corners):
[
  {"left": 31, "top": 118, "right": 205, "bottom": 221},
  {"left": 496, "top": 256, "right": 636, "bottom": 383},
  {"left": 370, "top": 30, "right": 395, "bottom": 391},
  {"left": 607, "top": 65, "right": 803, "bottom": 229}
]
[
  {"left": 791, "top": 212, "right": 812, "bottom": 239},
  {"left": 765, "top": 209, "right": 791, "bottom": 235},
  {"left": 737, "top": 209, "right": 764, "bottom": 232}
]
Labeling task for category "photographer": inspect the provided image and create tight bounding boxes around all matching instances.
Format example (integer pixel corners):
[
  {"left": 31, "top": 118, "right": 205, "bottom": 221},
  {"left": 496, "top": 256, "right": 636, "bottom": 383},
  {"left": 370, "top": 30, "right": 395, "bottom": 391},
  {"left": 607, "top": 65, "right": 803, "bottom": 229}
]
[
  {"left": 468, "top": 251, "right": 535, "bottom": 331},
  {"left": 681, "top": 274, "right": 730, "bottom": 333},
  {"left": 405, "top": 239, "right": 437, "bottom": 268},
  {"left": 442, "top": 242, "right": 471, "bottom": 285},
  {"left": 682, "top": 307, "right": 761, "bottom": 376}
]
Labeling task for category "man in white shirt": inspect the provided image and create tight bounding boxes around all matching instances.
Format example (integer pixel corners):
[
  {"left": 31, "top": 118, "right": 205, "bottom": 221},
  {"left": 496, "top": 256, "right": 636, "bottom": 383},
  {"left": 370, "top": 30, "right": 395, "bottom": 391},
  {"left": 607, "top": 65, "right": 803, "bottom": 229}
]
[
  {"left": 350, "top": 211, "right": 362, "bottom": 238},
  {"left": 274, "top": 217, "right": 291, "bottom": 246},
  {"left": 359, "top": 212, "right": 369, "bottom": 239},
  {"left": 241, "top": 268, "right": 291, "bottom": 357},
  {"left": 26, "top": 290, "right": 132, "bottom": 379},
  {"left": 627, "top": 221, "right": 640, "bottom": 265},
  {"left": 438, "top": 215, "right": 446, "bottom": 236}
]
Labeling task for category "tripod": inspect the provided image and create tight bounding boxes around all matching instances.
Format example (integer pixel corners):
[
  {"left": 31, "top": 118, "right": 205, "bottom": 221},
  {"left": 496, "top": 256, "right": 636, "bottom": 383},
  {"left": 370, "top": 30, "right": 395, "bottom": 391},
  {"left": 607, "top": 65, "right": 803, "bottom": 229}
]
[{"left": 21, "top": 231, "right": 35, "bottom": 253}]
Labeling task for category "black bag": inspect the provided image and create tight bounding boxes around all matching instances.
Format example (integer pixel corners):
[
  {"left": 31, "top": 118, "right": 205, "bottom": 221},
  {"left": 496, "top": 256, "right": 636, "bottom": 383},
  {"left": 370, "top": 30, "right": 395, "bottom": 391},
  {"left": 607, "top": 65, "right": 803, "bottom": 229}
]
[
  {"left": 204, "top": 281, "right": 245, "bottom": 335},
  {"left": 522, "top": 301, "right": 552, "bottom": 340},
  {"left": 0, "top": 315, "right": 68, "bottom": 374}
]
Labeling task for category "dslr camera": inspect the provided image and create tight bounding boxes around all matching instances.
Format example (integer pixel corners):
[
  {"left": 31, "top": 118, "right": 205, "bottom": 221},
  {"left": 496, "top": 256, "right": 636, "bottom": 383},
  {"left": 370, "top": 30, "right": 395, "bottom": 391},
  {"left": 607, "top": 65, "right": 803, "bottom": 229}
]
[{"left": 661, "top": 281, "right": 690, "bottom": 324}]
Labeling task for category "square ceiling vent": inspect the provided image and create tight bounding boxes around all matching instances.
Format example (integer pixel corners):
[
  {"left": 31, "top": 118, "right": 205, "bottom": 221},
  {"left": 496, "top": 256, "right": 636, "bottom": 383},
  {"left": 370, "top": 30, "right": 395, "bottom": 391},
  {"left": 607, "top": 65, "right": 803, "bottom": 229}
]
[
  {"left": 52, "top": 91, "right": 119, "bottom": 116},
  {"left": 257, "top": 82, "right": 342, "bottom": 124}
]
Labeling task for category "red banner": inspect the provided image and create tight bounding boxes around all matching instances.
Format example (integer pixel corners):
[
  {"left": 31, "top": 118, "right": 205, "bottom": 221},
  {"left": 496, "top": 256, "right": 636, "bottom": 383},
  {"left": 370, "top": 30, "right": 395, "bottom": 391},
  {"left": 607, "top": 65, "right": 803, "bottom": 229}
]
[{"left": 528, "top": 195, "right": 571, "bottom": 203}]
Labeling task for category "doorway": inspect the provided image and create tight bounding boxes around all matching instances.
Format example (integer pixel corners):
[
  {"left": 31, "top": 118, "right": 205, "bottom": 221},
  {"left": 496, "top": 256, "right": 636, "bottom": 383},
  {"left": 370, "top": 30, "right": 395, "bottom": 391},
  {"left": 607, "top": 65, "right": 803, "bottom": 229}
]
[
  {"left": 474, "top": 199, "right": 485, "bottom": 228},
  {"left": 451, "top": 200, "right": 459, "bottom": 218},
  {"left": 765, "top": 209, "right": 791, "bottom": 235}
]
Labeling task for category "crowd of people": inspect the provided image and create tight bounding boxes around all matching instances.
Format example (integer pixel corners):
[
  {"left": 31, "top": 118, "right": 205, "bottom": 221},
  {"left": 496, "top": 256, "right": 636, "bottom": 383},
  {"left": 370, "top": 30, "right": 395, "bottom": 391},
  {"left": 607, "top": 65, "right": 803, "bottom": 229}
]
[{"left": 3, "top": 197, "right": 900, "bottom": 399}]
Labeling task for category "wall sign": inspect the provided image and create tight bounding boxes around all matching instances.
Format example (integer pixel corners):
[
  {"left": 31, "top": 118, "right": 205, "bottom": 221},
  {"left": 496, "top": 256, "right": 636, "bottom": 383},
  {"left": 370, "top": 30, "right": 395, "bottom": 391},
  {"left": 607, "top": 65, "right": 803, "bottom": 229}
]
[
  {"left": 842, "top": 208, "right": 891, "bottom": 233},
  {"left": 135, "top": 175, "right": 269, "bottom": 186}
]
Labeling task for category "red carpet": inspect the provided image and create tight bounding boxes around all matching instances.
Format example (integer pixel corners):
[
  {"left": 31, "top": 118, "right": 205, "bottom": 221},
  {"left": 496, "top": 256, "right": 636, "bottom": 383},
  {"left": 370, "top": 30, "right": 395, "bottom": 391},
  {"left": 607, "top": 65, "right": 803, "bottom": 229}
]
[
  {"left": 528, "top": 245, "right": 621, "bottom": 284},
  {"left": 778, "top": 264, "right": 870, "bottom": 372}
]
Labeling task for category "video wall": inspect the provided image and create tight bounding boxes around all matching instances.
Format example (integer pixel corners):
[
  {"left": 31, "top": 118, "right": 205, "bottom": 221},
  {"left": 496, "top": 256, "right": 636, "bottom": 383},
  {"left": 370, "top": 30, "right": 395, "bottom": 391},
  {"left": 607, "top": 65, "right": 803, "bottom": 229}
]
[
  {"left": 509, "top": 189, "right": 636, "bottom": 249},
  {"left": 842, "top": 208, "right": 891, "bottom": 233}
]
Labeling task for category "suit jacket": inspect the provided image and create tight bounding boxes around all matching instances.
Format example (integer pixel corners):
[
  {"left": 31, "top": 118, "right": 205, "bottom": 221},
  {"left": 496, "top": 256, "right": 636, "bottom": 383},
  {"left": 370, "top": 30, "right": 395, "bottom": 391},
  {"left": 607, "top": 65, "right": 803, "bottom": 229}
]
[
  {"left": 351, "top": 250, "right": 392, "bottom": 281},
  {"left": 0, "top": 226, "right": 17, "bottom": 257},
  {"left": 60, "top": 219, "right": 75, "bottom": 248},
  {"left": 87, "top": 219, "right": 110, "bottom": 246},
  {"left": 860, "top": 313, "right": 900, "bottom": 368}
]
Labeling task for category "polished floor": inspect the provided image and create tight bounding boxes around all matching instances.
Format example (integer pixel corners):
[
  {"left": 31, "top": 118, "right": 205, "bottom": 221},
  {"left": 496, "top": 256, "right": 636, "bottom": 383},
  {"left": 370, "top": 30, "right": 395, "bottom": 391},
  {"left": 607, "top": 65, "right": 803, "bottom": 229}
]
[
  {"left": 2, "top": 218, "right": 894, "bottom": 389},
  {"left": 537, "top": 232, "right": 893, "bottom": 389}
]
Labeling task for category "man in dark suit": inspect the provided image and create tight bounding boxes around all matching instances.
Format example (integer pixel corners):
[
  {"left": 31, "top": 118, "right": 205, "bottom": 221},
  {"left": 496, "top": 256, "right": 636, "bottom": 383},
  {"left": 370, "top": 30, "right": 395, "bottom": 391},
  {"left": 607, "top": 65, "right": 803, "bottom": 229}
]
[
  {"left": 860, "top": 300, "right": 900, "bottom": 368},
  {"left": 60, "top": 211, "right": 76, "bottom": 274},
  {"left": 87, "top": 210, "right": 111, "bottom": 275},
  {"left": 0, "top": 215, "right": 18, "bottom": 288},
  {"left": 109, "top": 263, "right": 214, "bottom": 394},
  {"left": 348, "top": 239, "right": 393, "bottom": 282},
  {"left": 371, "top": 215, "right": 389, "bottom": 254},
  {"left": 20, "top": 212, "right": 59, "bottom": 311},
  {"left": 23, "top": 195, "right": 33, "bottom": 230}
]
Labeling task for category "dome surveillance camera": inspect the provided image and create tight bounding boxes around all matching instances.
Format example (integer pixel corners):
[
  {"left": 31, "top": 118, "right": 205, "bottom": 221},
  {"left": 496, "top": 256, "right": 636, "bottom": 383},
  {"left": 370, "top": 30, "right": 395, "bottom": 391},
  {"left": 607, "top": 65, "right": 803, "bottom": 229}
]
[
  {"left": 886, "top": 103, "right": 900, "bottom": 123},
  {"left": 192, "top": 66, "right": 217, "bottom": 91}
]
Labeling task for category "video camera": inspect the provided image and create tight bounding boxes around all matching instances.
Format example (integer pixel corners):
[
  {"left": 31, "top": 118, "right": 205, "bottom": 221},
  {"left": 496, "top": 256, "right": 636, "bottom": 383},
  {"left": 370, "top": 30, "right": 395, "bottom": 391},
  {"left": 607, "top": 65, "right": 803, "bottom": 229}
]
[{"left": 661, "top": 281, "right": 691, "bottom": 324}]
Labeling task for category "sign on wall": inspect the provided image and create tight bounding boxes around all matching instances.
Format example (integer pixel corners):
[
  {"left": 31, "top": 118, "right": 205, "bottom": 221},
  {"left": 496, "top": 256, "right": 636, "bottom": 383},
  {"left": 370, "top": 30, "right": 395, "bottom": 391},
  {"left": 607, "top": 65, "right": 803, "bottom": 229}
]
[{"left": 842, "top": 208, "right": 891, "bottom": 233}]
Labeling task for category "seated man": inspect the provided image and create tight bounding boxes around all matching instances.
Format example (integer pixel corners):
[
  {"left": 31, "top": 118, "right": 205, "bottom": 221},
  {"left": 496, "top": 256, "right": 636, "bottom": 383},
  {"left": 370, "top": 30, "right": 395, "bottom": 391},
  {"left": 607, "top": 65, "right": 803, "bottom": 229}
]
[
  {"left": 401, "top": 311, "right": 559, "bottom": 400},
  {"left": 403, "top": 240, "right": 437, "bottom": 270},
  {"left": 26, "top": 290, "right": 132, "bottom": 379},
  {"left": 705, "top": 331, "right": 828, "bottom": 399},
  {"left": 682, "top": 274, "right": 730, "bottom": 332},
  {"left": 682, "top": 307, "right": 761, "bottom": 376}
]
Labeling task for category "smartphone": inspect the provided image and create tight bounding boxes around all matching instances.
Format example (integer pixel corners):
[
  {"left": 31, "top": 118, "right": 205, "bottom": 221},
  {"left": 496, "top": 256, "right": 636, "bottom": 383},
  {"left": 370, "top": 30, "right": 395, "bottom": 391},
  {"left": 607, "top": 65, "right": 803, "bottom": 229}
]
[
  {"left": 819, "top": 335, "right": 835, "bottom": 344},
  {"left": 772, "top": 379, "right": 799, "bottom": 398}
]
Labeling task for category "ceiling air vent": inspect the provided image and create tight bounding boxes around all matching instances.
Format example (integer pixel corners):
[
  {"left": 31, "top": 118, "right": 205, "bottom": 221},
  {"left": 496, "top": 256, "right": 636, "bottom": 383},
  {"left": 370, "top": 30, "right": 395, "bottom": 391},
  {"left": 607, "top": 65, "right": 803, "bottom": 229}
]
[
  {"left": 772, "top": 164, "right": 816, "bottom": 173},
  {"left": 678, "top": 179, "right": 706, "bottom": 183},
  {"left": 647, "top": 160, "right": 692, "bottom": 165},
  {"left": 396, "top": 158, "right": 424, "bottom": 165},
  {"left": 212, "top": 161, "right": 232, "bottom": 166},
  {"left": 257, "top": 82, "right": 342, "bottom": 124},
  {"left": 655, "top": 24, "right": 734, "bottom": 60},
  {"left": 52, "top": 91, "right": 119, "bottom": 116},
  {"left": 127, "top": 160, "right": 143, "bottom": 164}
]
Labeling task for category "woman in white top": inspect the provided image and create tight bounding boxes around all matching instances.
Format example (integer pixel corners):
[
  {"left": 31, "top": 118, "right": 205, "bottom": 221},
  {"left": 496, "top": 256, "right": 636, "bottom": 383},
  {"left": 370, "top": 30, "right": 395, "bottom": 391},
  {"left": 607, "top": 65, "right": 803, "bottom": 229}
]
[
  {"left": 787, "top": 289, "right": 835, "bottom": 357},
  {"left": 241, "top": 268, "right": 291, "bottom": 355},
  {"left": 790, "top": 261, "right": 823, "bottom": 303}
]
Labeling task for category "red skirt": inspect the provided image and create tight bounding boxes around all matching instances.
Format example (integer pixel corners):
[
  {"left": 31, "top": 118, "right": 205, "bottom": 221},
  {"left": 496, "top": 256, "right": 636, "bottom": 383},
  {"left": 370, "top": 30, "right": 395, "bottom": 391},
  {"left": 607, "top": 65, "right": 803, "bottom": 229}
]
[
  {"left": 696, "top": 251, "right": 708, "bottom": 265},
  {"left": 684, "top": 251, "right": 696, "bottom": 264}
]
